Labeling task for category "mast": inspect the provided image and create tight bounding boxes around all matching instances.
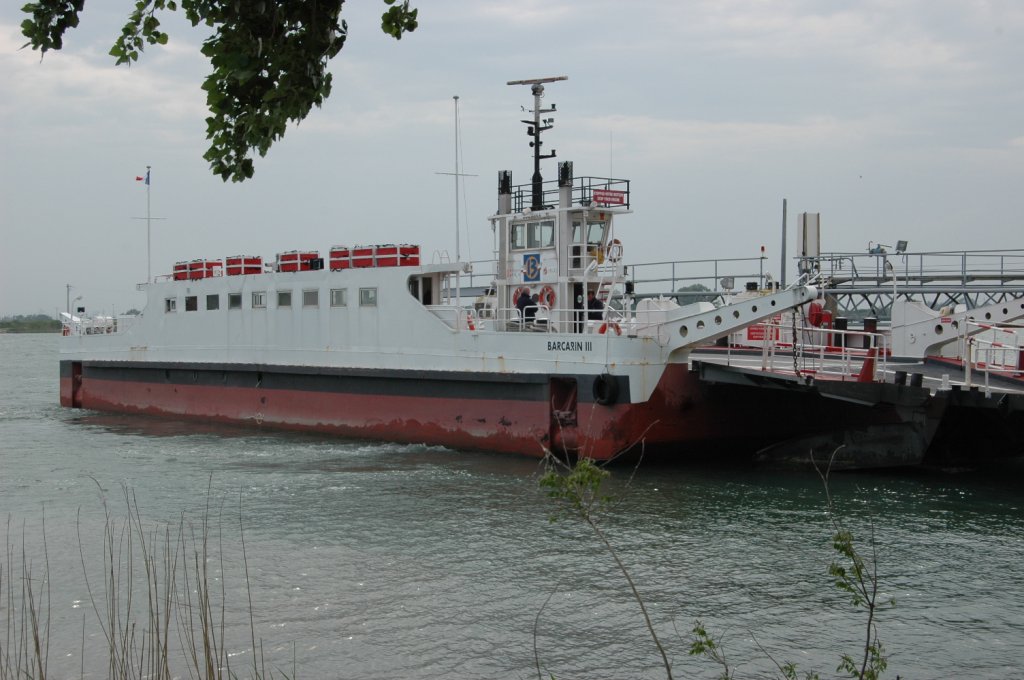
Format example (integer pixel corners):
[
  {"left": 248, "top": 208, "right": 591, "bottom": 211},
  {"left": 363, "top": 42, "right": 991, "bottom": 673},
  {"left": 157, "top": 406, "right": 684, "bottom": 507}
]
[
  {"left": 507, "top": 76, "right": 567, "bottom": 210},
  {"left": 454, "top": 96, "right": 460, "bottom": 262}
]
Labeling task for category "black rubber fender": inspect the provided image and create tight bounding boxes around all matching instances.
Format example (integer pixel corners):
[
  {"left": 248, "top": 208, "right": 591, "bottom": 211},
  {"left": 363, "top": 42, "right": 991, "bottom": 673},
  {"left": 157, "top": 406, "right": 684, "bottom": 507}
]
[{"left": 592, "top": 373, "right": 619, "bottom": 406}]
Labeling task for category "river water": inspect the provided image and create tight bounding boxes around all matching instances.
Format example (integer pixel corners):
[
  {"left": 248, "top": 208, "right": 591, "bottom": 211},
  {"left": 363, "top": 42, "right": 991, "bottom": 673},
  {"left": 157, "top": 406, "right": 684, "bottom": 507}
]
[{"left": 2, "top": 333, "right": 1023, "bottom": 679}]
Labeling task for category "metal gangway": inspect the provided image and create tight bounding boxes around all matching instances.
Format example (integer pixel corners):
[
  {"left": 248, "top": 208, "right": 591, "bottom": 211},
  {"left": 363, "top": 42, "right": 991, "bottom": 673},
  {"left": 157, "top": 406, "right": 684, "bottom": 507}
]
[{"left": 453, "top": 248, "right": 1024, "bottom": 322}]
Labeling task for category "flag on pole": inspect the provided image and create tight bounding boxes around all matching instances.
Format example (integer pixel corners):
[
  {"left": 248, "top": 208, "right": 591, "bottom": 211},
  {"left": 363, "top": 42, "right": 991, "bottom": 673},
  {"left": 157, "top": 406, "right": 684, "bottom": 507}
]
[{"left": 135, "top": 169, "right": 151, "bottom": 185}]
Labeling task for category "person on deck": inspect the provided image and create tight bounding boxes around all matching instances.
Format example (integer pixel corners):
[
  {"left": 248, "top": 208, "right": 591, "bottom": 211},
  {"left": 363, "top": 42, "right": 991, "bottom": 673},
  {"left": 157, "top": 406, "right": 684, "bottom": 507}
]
[
  {"left": 587, "top": 290, "right": 604, "bottom": 321},
  {"left": 515, "top": 290, "right": 532, "bottom": 325},
  {"left": 525, "top": 294, "right": 539, "bottom": 322}
]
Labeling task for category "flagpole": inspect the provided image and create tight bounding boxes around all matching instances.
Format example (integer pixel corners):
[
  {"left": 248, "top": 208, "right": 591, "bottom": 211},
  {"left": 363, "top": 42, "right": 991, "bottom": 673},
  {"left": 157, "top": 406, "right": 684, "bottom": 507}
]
[{"left": 146, "top": 165, "right": 151, "bottom": 284}]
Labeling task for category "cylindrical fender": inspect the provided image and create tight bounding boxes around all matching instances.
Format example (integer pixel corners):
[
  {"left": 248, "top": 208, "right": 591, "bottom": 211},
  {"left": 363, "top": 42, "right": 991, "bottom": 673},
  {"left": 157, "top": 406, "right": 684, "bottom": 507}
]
[{"left": 592, "top": 373, "right": 619, "bottom": 406}]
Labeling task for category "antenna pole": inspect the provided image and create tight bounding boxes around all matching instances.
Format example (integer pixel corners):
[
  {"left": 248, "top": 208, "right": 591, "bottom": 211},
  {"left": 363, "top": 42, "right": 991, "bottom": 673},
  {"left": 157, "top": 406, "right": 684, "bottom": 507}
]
[
  {"left": 454, "top": 96, "right": 460, "bottom": 262},
  {"left": 508, "top": 76, "right": 567, "bottom": 210}
]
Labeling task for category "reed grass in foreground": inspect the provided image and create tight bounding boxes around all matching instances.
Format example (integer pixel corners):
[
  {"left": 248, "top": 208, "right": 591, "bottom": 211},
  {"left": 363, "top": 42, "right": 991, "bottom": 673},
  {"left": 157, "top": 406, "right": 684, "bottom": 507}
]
[{"left": 1, "top": 484, "right": 293, "bottom": 680}]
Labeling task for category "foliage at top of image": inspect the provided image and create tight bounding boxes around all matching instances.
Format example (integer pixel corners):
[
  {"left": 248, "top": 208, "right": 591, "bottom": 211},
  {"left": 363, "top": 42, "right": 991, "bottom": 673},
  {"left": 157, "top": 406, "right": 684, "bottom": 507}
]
[{"left": 20, "top": 0, "right": 419, "bottom": 182}]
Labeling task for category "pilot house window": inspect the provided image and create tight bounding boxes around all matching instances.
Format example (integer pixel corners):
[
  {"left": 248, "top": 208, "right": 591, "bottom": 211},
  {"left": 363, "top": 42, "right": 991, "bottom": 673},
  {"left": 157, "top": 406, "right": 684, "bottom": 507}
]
[{"left": 511, "top": 220, "right": 555, "bottom": 250}]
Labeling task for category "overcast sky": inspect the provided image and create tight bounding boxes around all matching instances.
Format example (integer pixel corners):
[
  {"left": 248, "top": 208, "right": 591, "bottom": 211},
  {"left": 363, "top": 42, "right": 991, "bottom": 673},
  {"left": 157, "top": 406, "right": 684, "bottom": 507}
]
[{"left": 1, "top": 0, "right": 1022, "bottom": 316}]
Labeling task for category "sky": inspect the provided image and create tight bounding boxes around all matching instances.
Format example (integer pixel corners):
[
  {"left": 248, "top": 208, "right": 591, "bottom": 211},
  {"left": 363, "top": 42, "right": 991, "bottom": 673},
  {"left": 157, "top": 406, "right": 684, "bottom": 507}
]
[{"left": 1, "top": 0, "right": 1022, "bottom": 317}]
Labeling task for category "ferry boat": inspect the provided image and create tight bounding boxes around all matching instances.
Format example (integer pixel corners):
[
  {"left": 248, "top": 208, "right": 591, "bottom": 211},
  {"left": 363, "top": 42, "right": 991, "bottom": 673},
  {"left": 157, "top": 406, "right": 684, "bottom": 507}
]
[{"left": 60, "top": 78, "right": 830, "bottom": 461}]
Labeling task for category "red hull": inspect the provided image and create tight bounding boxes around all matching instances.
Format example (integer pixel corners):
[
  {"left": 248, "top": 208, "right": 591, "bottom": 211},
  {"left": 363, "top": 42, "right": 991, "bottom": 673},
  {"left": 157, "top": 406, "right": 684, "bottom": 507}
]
[{"left": 59, "top": 361, "right": 907, "bottom": 461}]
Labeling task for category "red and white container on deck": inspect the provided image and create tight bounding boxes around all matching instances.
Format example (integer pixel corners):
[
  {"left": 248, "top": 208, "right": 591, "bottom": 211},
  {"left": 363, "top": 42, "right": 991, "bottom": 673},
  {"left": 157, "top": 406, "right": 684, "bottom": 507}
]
[
  {"left": 375, "top": 244, "right": 399, "bottom": 267},
  {"left": 188, "top": 259, "right": 223, "bottom": 280},
  {"left": 298, "top": 251, "right": 319, "bottom": 271},
  {"left": 276, "top": 250, "right": 319, "bottom": 272},
  {"left": 352, "top": 246, "right": 375, "bottom": 268},
  {"left": 226, "top": 255, "right": 263, "bottom": 276},
  {"left": 329, "top": 246, "right": 351, "bottom": 270},
  {"left": 399, "top": 244, "right": 420, "bottom": 266},
  {"left": 173, "top": 261, "right": 189, "bottom": 281}
]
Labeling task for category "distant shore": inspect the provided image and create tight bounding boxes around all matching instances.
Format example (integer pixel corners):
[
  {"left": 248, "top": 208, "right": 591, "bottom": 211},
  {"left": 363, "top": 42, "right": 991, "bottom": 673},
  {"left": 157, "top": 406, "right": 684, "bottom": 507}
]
[{"left": 0, "top": 317, "right": 60, "bottom": 333}]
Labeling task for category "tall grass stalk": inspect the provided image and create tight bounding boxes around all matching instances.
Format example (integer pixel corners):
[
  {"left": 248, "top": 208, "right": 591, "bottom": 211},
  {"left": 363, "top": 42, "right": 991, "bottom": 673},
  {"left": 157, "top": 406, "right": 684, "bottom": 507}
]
[{"left": 2, "top": 484, "right": 289, "bottom": 679}]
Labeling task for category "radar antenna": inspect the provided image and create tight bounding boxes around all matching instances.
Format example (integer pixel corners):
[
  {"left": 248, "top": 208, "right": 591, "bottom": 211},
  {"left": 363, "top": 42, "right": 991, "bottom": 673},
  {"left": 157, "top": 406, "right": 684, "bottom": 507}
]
[{"left": 507, "top": 76, "right": 567, "bottom": 210}]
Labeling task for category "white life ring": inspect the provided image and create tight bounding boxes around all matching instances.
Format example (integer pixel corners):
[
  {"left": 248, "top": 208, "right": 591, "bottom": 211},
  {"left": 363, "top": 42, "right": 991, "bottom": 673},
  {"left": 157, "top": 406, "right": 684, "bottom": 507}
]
[
  {"left": 606, "top": 239, "right": 623, "bottom": 263},
  {"left": 539, "top": 285, "right": 556, "bottom": 309}
]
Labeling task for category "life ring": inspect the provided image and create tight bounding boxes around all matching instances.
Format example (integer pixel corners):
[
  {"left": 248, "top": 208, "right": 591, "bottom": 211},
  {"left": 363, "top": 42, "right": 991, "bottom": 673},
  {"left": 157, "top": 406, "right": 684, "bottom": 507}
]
[
  {"left": 539, "top": 285, "right": 556, "bottom": 309},
  {"left": 512, "top": 286, "right": 531, "bottom": 307},
  {"left": 598, "top": 321, "right": 622, "bottom": 336},
  {"left": 592, "top": 373, "right": 619, "bottom": 406},
  {"left": 606, "top": 238, "right": 623, "bottom": 263}
]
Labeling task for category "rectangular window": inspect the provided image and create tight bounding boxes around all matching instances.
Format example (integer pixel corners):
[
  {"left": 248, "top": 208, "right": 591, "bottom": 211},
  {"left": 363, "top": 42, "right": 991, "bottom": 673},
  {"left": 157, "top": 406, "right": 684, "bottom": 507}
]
[
  {"left": 185, "top": 295, "right": 198, "bottom": 312},
  {"left": 303, "top": 289, "right": 319, "bottom": 307},
  {"left": 359, "top": 287, "right": 377, "bottom": 307},
  {"left": 228, "top": 293, "right": 242, "bottom": 309},
  {"left": 277, "top": 290, "right": 292, "bottom": 307},
  {"left": 252, "top": 291, "right": 267, "bottom": 309},
  {"left": 206, "top": 294, "right": 220, "bottom": 311},
  {"left": 587, "top": 221, "right": 607, "bottom": 245},
  {"left": 528, "top": 220, "right": 555, "bottom": 248},
  {"left": 164, "top": 297, "right": 176, "bottom": 313},
  {"left": 330, "top": 288, "right": 347, "bottom": 307},
  {"left": 510, "top": 223, "right": 526, "bottom": 250}
]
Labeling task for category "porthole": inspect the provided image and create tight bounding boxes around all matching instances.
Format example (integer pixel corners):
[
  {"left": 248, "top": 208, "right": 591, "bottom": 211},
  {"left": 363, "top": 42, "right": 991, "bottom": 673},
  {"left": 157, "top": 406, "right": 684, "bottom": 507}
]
[
  {"left": 934, "top": 325, "right": 944, "bottom": 335},
  {"left": 752, "top": 305, "right": 758, "bottom": 313},
  {"left": 697, "top": 320, "right": 705, "bottom": 330},
  {"left": 732, "top": 310, "right": 740, "bottom": 319},
  {"left": 680, "top": 326, "right": 689, "bottom": 337},
  {"left": 714, "top": 315, "right": 722, "bottom": 325}
]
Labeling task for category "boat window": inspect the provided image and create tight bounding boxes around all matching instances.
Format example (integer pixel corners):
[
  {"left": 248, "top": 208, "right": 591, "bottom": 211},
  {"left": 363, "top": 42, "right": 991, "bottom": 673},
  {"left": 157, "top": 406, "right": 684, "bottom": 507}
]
[
  {"left": 303, "top": 289, "right": 319, "bottom": 307},
  {"left": 330, "top": 288, "right": 347, "bottom": 307},
  {"left": 572, "top": 221, "right": 583, "bottom": 243},
  {"left": 206, "top": 294, "right": 220, "bottom": 311},
  {"left": 185, "top": 295, "right": 198, "bottom": 312},
  {"left": 359, "top": 287, "right": 378, "bottom": 307},
  {"left": 277, "top": 290, "right": 292, "bottom": 308},
  {"left": 510, "top": 223, "right": 527, "bottom": 250},
  {"left": 164, "top": 297, "right": 176, "bottom": 313},
  {"left": 228, "top": 293, "right": 242, "bottom": 310},
  {"left": 252, "top": 291, "right": 266, "bottom": 309},
  {"left": 587, "top": 221, "right": 606, "bottom": 245},
  {"left": 528, "top": 220, "right": 555, "bottom": 249}
]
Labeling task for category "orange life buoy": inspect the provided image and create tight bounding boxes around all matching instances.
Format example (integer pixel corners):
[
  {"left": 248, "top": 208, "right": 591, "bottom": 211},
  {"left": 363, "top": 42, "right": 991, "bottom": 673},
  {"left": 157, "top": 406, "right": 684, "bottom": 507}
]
[
  {"left": 606, "top": 238, "right": 623, "bottom": 263},
  {"left": 539, "top": 285, "right": 556, "bottom": 309},
  {"left": 598, "top": 322, "right": 622, "bottom": 336}
]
